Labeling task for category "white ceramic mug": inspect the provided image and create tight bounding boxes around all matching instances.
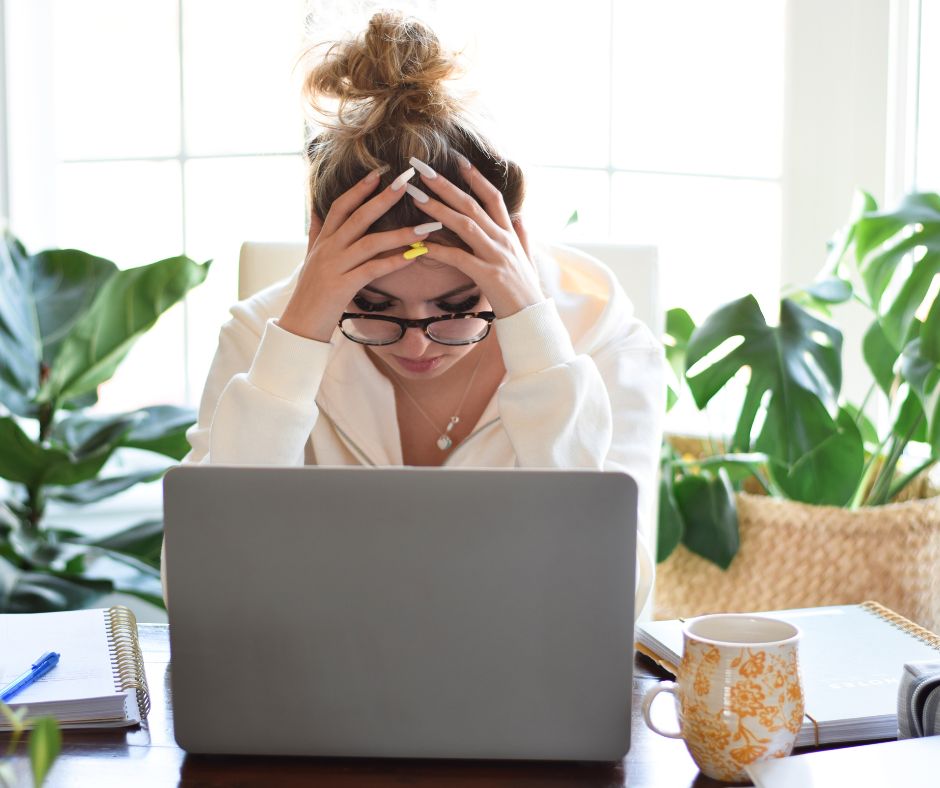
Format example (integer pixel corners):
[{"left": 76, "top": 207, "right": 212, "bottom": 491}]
[{"left": 642, "top": 613, "right": 804, "bottom": 782}]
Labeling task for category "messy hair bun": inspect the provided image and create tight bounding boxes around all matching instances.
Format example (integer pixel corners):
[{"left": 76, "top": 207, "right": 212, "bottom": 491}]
[{"left": 300, "top": 10, "right": 525, "bottom": 245}]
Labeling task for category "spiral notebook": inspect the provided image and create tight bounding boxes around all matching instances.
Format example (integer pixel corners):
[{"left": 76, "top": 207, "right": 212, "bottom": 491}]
[
  {"left": 0, "top": 606, "right": 150, "bottom": 729},
  {"left": 635, "top": 601, "right": 940, "bottom": 747}
]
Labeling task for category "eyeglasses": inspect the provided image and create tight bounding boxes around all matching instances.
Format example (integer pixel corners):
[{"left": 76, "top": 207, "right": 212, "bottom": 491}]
[{"left": 338, "top": 311, "right": 496, "bottom": 346}]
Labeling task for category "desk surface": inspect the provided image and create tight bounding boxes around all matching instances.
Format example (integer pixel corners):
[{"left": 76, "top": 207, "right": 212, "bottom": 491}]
[{"left": 1, "top": 624, "right": 874, "bottom": 787}]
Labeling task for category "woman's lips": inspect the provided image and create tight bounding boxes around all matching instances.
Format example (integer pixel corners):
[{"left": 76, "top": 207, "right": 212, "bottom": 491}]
[{"left": 393, "top": 355, "right": 444, "bottom": 374}]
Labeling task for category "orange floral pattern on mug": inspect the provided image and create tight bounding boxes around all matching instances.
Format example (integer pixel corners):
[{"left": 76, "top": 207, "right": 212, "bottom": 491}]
[{"left": 671, "top": 624, "right": 804, "bottom": 782}]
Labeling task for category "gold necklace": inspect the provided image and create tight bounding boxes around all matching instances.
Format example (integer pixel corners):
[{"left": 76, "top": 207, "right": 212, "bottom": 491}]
[{"left": 385, "top": 345, "right": 488, "bottom": 451}]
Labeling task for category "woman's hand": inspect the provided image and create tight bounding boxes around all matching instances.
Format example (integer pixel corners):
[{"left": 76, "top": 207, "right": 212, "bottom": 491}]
[
  {"left": 407, "top": 158, "right": 544, "bottom": 318},
  {"left": 278, "top": 168, "right": 427, "bottom": 342}
]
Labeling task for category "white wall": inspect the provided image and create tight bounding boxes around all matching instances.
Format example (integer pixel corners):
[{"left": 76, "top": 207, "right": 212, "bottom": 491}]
[{"left": 782, "top": 0, "right": 892, "bottom": 409}]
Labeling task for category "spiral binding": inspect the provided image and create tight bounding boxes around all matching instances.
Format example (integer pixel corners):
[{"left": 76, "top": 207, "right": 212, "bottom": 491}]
[
  {"left": 861, "top": 600, "right": 940, "bottom": 650},
  {"left": 105, "top": 605, "right": 151, "bottom": 720}
]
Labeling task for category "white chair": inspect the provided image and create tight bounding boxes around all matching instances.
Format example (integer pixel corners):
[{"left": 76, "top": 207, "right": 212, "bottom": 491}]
[{"left": 238, "top": 241, "right": 661, "bottom": 335}]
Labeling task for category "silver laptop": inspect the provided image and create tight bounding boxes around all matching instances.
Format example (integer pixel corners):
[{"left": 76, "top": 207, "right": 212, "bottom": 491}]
[{"left": 162, "top": 466, "right": 637, "bottom": 762}]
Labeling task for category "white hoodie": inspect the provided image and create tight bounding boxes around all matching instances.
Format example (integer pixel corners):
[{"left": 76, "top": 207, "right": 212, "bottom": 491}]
[{"left": 169, "top": 243, "right": 665, "bottom": 600}]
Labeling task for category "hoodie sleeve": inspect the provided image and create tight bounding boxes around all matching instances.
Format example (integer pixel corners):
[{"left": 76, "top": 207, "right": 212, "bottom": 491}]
[
  {"left": 495, "top": 298, "right": 666, "bottom": 533},
  {"left": 163, "top": 312, "right": 330, "bottom": 607},
  {"left": 182, "top": 313, "right": 332, "bottom": 466}
]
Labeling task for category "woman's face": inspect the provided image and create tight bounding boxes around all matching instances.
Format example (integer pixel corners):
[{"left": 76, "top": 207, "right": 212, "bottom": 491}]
[{"left": 347, "top": 250, "right": 491, "bottom": 381}]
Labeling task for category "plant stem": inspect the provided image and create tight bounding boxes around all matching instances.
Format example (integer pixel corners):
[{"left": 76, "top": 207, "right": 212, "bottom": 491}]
[
  {"left": 851, "top": 430, "right": 891, "bottom": 508},
  {"left": 38, "top": 400, "right": 55, "bottom": 443},
  {"left": 853, "top": 383, "right": 876, "bottom": 431},
  {"left": 886, "top": 457, "right": 937, "bottom": 502},
  {"left": 24, "top": 485, "right": 45, "bottom": 536},
  {"left": 866, "top": 411, "right": 924, "bottom": 505}
]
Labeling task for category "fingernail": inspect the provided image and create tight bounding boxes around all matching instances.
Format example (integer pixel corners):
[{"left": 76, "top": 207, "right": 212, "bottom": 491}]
[
  {"left": 369, "top": 164, "right": 390, "bottom": 180},
  {"left": 455, "top": 153, "right": 471, "bottom": 170},
  {"left": 414, "top": 221, "right": 443, "bottom": 235},
  {"left": 404, "top": 244, "right": 429, "bottom": 260},
  {"left": 409, "top": 156, "right": 437, "bottom": 179},
  {"left": 390, "top": 167, "right": 416, "bottom": 191},
  {"left": 405, "top": 183, "right": 429, "bottom": 204}
]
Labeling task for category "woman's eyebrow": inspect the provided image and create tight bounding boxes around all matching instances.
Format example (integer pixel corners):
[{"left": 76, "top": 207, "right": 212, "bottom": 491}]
[{"left": 361, "top": 283, "right": 478, "bottom": 301}]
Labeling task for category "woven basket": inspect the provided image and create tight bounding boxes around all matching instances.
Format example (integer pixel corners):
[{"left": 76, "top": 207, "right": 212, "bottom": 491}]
[{"left": 654, "top": 492, "right": 940, "bottom": 631}]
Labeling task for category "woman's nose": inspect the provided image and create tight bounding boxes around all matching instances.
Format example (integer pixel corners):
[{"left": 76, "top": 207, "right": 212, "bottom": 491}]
[{"left": 397, "top": 325, "right": 435, "bottom": 356}]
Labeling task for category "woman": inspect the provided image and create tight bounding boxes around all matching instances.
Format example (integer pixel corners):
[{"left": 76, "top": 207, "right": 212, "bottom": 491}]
[{"left": 165, "top": 12, "right": 664, "bottom": 603}]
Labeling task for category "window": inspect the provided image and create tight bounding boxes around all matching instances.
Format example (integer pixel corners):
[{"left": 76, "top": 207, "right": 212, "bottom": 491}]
[
  {"left": 913, "top": 0, "right": 940, "bottom": 189},
  {"left": 4, "top": 0, "right": 785, "bottom": 416}
]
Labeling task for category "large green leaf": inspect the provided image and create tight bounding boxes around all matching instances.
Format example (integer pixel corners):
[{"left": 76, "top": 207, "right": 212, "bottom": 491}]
[
  {"left": 761, "top": 402, "right": 865, "bottom": 506},
  {"left": 85, "top": 518, "right": 164, "bottom": 567},
  {"left": 0, "top": 236, "right": 118, "bottom": 418},
  {"left": 51, "top": 411, "right": 140, "bottom": 457},
  {"left": 0, "top": 417, "right": 113, "bottom": 488},
  {"left": 45, "top": 468, "right": 167, "bottom": 505},
  {"left": 862, "top": 320, "right": 899, "bottom": 395},
  {"left": 804, "top": 277, "right": 853, "bottom": 305},
  {"left": 0, "top": 556, "right": 112, "bottom": 613},
  {"left": 922, "top": 291, "right": 940, "bottom": 363},
  {"left": 38, "top": 255, "right": 210, "bottom": 404},
  {"left": 120, "top": 405, "right": 196, "bottom": 459},
  {"left": 29, "top": 716, "right": 62, "bottom": 788},
  {"left": 0, "top": 233, "right": 41, "bottom": 416},
  {"left": 850, "top": 192, "right": 940, "bottom": 348},
  {"left": 664, "top": 308, "right": 695, "bottom": 411},
  {"left": 673, "top": 469, "right": 739, "bottom": 569},
  {"left": 900, "top": 338, "right": 940, "bottom": 453},
  {"left": 51, "top": 405, "right": 196, "bottom": 461},
  {"left": 31, "top": 249, "right": 118, "bottom": 367},
  {"left": 657, "top": 476, "right": 684, "bottom": 562},
  {"left": 685, "top": 295, "right": 843, "bottom": 463}
]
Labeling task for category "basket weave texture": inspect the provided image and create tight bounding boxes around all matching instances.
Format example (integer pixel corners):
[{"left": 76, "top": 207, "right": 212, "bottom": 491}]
[{"left": 654, "top": 492, "right": 940, "bottom": 630}]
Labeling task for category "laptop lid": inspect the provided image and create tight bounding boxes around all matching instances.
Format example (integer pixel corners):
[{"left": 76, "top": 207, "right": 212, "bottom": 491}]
[{"left": 163, "top": 466, "right": 637, "bottom": 761}]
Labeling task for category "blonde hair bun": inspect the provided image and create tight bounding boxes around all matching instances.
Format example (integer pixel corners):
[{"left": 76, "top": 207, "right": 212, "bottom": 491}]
[
  {"left": 303, "top": 10, "right": 464, "bottom": 134},
  {"left": 300, "top": 11, "right": 525, "bottom": 246}
]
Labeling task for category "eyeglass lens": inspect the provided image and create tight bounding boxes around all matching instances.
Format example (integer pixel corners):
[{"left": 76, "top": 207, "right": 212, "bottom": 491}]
[{"left": 340, "top": 316, "right": 490, "bottom": 345}]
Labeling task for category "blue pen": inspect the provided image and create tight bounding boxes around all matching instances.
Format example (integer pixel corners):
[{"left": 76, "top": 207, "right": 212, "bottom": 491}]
[{"left": 0, "top": 652, "right": 61, "bottom": 703}]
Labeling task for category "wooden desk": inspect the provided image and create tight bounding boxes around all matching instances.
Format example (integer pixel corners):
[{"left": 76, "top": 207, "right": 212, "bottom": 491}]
[{"left": 2, "top": 624, "right": 868, "bottom": 787}]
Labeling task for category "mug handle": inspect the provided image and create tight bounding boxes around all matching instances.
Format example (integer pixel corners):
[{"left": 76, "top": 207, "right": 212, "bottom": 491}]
[
  {"left": 634, "top": 531, "right": 655, "bottom": 621},
  {"left": 642, "top": 681, "right": 684, "bottom": 739}
]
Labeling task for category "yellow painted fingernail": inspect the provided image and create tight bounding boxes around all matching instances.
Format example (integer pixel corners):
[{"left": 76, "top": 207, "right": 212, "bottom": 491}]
[
  {"left": 404, "top": 245, "right": 429, "bottom": 260},
  {"left": 409, "top": 241, "right": 426, "bottom": 248}
]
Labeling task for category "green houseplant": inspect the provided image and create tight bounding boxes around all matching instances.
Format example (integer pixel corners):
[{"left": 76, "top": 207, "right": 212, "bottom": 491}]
[
  {"left": 0, "top": 231, "right": 210, "bottom": 613},
  {"left": 656, "top": 191, "right": 940, "bottom": 623},
  {"left": 0, "top": 703, "right": 59, "bottom": 788}
]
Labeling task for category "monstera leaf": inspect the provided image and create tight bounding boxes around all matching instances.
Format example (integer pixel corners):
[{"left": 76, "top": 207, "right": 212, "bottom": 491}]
[
  {"left": 685, "top": 296, "right": 842, "bottom": 451},
  {"left": 683, "top": 295, "right": 863, "bottom": 506},
  {"left": 664, "top": 307, "right": 695, "bottom": 410},
  {"left": 848, "top": 192, "right": 940, "bottom": 351}
]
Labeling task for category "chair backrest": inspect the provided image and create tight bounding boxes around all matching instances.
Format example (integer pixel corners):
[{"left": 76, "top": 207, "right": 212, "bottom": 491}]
[{"left": 238, "top": 241, "right": 660, "bottom": 334}]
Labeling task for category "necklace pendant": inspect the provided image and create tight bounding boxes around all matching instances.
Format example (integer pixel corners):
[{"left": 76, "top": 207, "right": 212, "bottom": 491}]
[{"left": 437, "top": 434, "right": 453, "bottom": 451}]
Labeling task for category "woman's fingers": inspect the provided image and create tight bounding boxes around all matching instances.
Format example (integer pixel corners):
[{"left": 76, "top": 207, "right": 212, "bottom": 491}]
[
  {"left": 318, "top": 168, "right": 385, "bottom": 238},
  {"left": 331, "top": 168, "right": 416, "bottom": 247},
  {"left": 344, "top": 224, "right": 441, "bottom": 271},
  {"left": 405, "top": 193, "right": 504, "bottom": 260},
  {"left": 348, "top": 253, "right": 416, "bottom": 288},
  {"left": 453, "top": 158, "right": 514, "bottom": 232},
  {"left": 411, "top": 160, "right": 506, "bottom": 237},
  {"left": 417, "top": 242, "right": 480, "bottom": 278},
  {"left": 306, "top": 209, "right": 324, "bottom": 256},
  {"left": 512, "top": 214, "right": 532, "bottom": 261}
]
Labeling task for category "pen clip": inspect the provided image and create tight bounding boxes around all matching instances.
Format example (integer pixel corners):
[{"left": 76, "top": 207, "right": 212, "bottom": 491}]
[{"left": 32, "top": 652, "right": 59, "bottom": 670}]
